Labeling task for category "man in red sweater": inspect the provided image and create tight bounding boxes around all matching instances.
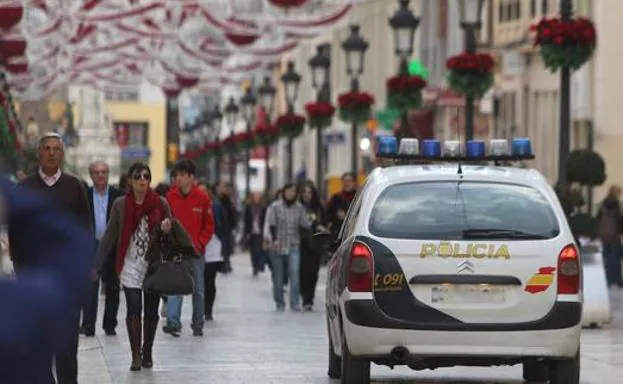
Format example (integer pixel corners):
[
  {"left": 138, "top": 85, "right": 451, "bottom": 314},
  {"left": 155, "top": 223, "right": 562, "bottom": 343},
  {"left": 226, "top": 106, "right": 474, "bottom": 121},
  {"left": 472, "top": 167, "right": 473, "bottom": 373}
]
[{"left": 163, "top": 159, "right": 215, "bottom": 337}]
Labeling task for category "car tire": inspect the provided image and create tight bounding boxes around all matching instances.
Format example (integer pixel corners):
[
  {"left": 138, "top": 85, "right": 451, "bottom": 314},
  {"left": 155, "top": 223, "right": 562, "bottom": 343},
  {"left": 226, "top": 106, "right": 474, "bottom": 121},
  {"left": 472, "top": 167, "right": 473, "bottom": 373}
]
[
  {"left": 327, "top": 320, "right": 341, "bottom": 379},
  {"left": 340, "top": 330, "right": 370, "bottom": 384},
  {"left": 522, "top": 360, "right": 549, "bottom": 382},
  {"left": 549, "top": 349, "right": 580, "bottom": 384}
]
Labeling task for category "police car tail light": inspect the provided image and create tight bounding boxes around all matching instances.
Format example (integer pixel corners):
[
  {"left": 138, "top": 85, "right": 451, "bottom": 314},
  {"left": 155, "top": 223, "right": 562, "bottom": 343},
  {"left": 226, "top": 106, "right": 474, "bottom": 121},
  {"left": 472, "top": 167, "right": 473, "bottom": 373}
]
[
  {"left": 557, "top": 244, "right": 580, "bottom": 294},
  {"left": 348, "top": 242, "right": 373, "bottom": 292}
]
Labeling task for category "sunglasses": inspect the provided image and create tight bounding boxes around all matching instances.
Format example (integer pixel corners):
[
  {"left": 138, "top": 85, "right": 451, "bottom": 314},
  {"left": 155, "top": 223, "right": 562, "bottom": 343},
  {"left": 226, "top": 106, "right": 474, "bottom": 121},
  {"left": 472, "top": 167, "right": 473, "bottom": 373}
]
[{"left": 132, "top": 171, "right": 151, "bottom": 181}]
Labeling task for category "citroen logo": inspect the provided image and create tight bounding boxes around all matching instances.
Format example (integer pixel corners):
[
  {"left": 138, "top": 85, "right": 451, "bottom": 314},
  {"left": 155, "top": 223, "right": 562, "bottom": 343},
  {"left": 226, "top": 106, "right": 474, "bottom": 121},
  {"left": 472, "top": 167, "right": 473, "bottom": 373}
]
[{"left": 457, "top": 260, "right": 475, "bottom": 273}]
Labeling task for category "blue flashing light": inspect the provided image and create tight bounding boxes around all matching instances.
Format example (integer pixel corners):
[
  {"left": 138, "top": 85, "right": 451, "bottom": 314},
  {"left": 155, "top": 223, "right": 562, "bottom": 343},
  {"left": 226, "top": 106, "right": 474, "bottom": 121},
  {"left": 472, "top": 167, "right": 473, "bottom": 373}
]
[
  {"left": 512, "top": 138, "right": 532, "bottom": 156},
  {"left": 465, "top": 140, "right": 486, "bottom": 159},
  {"left": 376, "top": 135, "right": 398, "bottom": 156},
  {"left": 421, "top": 139, "right": 441, "bottom": 158}
]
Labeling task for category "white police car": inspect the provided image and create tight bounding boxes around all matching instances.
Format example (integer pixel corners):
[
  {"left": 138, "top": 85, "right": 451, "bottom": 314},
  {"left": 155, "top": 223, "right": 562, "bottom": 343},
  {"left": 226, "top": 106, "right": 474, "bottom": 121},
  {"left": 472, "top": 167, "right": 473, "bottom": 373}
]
[{"left": 314, "top": 138, "right": 582, "bottom": 384}]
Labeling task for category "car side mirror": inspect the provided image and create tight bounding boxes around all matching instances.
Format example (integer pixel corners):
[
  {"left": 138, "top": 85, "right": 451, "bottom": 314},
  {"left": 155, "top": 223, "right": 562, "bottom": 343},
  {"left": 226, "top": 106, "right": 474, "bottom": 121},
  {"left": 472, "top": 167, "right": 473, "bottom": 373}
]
[{"left": 311, "top": 231, "right": 334, "bottom": 251}]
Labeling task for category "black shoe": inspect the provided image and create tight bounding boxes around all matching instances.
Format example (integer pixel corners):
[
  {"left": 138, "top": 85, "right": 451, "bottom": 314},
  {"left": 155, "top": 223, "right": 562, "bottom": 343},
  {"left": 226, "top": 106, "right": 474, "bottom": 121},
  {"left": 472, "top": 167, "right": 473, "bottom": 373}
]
[
  {"left": 192, "top": 329, "right": 204, "bottom": 337},
  {"left": 104, "top": 328, "right": 117, "bottom": 336},
  {"left": 80, "top": 326, "right": 95, "bottom": 337},
  {"left": 205, "top": 314, "right": 213, "bottom": 321},
  {"left": 162, "top": 324, "right": 181, "bottom": 337}
]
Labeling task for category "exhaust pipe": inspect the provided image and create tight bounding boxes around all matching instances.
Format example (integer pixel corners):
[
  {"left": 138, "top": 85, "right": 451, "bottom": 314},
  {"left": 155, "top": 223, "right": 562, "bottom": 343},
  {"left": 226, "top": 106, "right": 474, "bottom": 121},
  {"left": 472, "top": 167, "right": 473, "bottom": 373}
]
[{"left": 390, "top": 346, "right": 409, "bottom": 361}]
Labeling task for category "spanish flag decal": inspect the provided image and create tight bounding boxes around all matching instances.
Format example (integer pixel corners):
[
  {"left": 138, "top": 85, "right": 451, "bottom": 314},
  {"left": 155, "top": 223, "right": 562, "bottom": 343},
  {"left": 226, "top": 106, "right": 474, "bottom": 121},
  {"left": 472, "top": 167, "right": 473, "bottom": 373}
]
[{"left": 524, "top": 267, "right": 556, "bottom": 294}]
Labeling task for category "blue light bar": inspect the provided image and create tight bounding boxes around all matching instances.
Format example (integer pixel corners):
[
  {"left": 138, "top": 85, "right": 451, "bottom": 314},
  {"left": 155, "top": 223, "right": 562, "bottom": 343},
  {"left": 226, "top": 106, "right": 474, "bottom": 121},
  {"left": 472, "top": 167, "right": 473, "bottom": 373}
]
[
  {"left": 512, "top": 138, "right": 532, "bottom": 156},
  {"left": 421, "top": 139, "right": 441, "bottom": 158},
  {"left": 376, "top": 136, "right": 398, "bottom": 156},
  {"left": 466, "top": 140, "right": 486, "bottom": 159}
]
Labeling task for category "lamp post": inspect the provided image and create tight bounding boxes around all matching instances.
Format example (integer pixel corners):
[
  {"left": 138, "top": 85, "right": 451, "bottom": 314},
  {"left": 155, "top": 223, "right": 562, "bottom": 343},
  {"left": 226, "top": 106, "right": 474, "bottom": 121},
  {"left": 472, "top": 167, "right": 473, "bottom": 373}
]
[
  {"left": 257, "top": 75, "right": 276, "bottom": 199},
  {"left": 309, "top": 45, "right": 330, "bottom": 196},
  {"left": 389, "top": 0, "right": 420, "bottom": 139},
  {"left": 558, "top": 0, "right": 573, "bottom": 185},
  {"left": 240, "top": 87, "right": 257, "bottom": 199},
  {"left": 458, "top": 0, "right": 485, "bottom": 141},
  {"left": 341, "top": 24, "right": 368, "bottom": 178},
  {"left": 280, "top": 61, "right": 301, "bottom": 183},
  {"left": 211, "top": 104, "right": 223, "bottom": 184},
  {"left": 224, "top": 97, "right": 239, "bottom": 186}
]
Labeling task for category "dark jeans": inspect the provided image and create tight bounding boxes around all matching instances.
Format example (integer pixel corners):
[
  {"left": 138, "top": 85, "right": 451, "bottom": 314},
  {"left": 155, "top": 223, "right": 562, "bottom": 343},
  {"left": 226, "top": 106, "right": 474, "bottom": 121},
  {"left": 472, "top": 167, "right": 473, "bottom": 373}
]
[
  {"left": 250, "top": 234, "right": 268, "bottom": 273},
  {"left": 603, "top": 243, "right": 623, "bottom": 286},
  {"left": 123, "top": 287, "right": 160, "bottom": 320},
  {"left": 204, "top": 262, "right": 222, "bottom": 318},
  {"left": 300, "top": 241, "right": 321, "bottom": 307}
]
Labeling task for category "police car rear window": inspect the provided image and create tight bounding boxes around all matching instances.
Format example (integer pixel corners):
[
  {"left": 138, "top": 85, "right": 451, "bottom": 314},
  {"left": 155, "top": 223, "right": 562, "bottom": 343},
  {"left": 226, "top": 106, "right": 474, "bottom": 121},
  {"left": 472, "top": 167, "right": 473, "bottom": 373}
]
[{"left": 369, "top": 181, "right": 560, "bottom": 240}]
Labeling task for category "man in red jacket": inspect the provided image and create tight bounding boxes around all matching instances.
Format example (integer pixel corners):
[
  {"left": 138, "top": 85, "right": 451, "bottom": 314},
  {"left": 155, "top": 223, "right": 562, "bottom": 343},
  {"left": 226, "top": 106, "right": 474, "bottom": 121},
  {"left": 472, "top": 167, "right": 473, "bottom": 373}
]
[{"left": 163, "top": 159, "right": 215, "bottom": 337}]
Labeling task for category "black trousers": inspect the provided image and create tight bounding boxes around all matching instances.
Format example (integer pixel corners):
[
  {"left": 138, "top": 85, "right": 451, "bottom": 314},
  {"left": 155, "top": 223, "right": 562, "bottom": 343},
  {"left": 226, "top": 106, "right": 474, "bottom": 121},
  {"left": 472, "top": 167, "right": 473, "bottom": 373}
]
[
  {"left": 299, "top": 241, "right": 321, "bottom": 307},
  {"left": 80, "top": 279, "right": 99, "bottom": 332},
  {"left": 102, "top": 275, "right": 120, "bottom": 331},
  {"left": 123, "top": 287, "right": 160, "bottom": 320},
  {"left": 50, "top": 311, "right": 80, "bottom": 384},
  {"left": 204, "top": 262, "right": 222, "bottom": 317}
]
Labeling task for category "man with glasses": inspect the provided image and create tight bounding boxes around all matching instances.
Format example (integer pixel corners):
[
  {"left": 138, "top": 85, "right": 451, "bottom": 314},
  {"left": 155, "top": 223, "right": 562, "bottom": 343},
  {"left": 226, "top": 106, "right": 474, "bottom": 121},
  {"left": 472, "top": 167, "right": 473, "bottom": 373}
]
[
  {"left": 9, "top": 132, "right": 92, "bottom": 384},
  {"left": 80, "top": 161, "right": 124, "bottom": 337}
]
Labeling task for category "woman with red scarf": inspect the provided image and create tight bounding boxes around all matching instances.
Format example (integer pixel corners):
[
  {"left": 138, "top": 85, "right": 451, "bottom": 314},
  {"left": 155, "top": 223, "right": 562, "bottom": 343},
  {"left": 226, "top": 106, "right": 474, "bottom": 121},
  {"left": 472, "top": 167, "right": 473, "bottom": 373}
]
[{"left": 97, "top": 162, "right": 173, "bottom": 371}]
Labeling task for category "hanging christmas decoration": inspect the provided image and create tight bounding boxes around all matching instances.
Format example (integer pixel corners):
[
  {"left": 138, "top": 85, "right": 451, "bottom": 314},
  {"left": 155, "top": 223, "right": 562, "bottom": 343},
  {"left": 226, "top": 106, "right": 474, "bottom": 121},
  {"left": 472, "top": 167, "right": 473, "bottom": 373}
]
[
  {"left": 304, "top": 101, "right": 335, "bottom": 129},
  {"left": 531, "top": 17, "right": 597, "bottom": 72},
  {"left": 337, "top": 91, "right": 375, "bottom": 124},
  {"left": 254, "top": 123, "right": 280, "bottom": 146},
  {"left": 386, "top": 74, "right": 427, "bottom": 112},
  {"left": 446, "top": 52, "right": 495, "bottom": 99},
  {"left": 276, "top": 113, "right": 306, "bottom": 138}
]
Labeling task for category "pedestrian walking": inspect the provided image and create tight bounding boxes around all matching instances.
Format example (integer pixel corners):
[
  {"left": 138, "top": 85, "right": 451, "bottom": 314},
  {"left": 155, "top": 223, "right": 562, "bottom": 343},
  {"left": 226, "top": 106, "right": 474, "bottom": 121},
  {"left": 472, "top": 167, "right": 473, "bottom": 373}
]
[
  {"left": 203, "top": 184, "right": 225, "bottom": 321},
  {"left": 326, "top": 172, "right": 357, "bottom": 239},
  {"left": 263, "top": 183, "right": 311, "bottom": 311},
  {"left": 81, "top": 161, "right": 124, "bottom": 337},
  {"left": 215, "top": 180, "right": 238, "bottom": 273},
  {"left": 299, "top": 181, "right": 327, "bottom": 311},
  {"left": 243, "top": 192, "right": 268, "bottom": 276},
  {"left": 0, "top": 176, "right": 92, "bottom": 384},
  {"left": 596, "top": 185, "right": 623, "bottom": 287},
  {"left": 96, "top": 162, "right": 176, "bottom": 371},
  {"left": 164, "top": 160, "right": 215, "bottom": 337},
  {"left": 9, "top": 132, "right": 92, "bottom": 384}
]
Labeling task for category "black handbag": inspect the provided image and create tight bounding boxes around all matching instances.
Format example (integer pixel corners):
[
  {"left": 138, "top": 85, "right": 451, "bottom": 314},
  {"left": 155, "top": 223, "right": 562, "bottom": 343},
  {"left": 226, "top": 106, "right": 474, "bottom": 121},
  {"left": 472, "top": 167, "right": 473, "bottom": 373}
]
[{"left": 143, "top": 233, "right": 195, "bottom": 296}]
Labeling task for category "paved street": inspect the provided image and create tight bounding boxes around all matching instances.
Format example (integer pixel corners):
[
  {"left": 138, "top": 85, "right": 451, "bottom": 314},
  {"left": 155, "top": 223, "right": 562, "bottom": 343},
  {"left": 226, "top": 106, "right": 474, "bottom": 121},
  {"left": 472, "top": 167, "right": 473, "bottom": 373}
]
[{"left": 78, "top": 253, "right": 623, "bottom": 384}]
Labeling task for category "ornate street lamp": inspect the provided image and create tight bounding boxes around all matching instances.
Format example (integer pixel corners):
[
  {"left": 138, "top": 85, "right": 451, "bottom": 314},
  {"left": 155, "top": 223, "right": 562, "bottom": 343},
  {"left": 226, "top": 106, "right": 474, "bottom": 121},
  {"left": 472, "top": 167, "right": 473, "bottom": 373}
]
[
  {"left": 389, "top": 0, "right": 420, "bottom": 73},
  {"left": 239, "top": 87, "right": 257, "bottom": 198},
  {"left": 281, "top": 61, "right": 301, "bottom": 181},
  {"left": 258, "top": 76, "right": 277, "bottom": 115},
  {"left": 309, "top": 45, "right": 330, "bottom": 90},
  {"left": 257, "top": 75, "right": 277, "bottom": 198},
  {"left": 210, "top": 104, "right": 223, "bottom": 183},
  {"left": 341, "top": 24, "right": 368, "bottom": 178},
  {"left": 224, "top": 97, "right": 239, "bottom": 185},
  {"left": 341, "top": 25, "right": 369, "bottom": 81},
  {"left": 458, "top": 0, "right": 485, "bottom": 141},
  {"left": 281, "top": 61, "right": 301, "bottom": 113},
  {"left": 309, "top": 44, "right": 331, "bottom": 197}
]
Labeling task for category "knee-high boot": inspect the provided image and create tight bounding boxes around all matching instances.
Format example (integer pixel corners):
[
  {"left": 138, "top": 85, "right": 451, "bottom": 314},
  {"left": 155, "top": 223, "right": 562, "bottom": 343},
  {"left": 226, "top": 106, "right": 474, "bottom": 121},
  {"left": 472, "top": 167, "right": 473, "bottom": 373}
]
[
  {"left": 142, "top": 317, "right": 158, "bottom": 368},
  {"left": 125, "top": 316, "right": 142, "bottom": 371}
]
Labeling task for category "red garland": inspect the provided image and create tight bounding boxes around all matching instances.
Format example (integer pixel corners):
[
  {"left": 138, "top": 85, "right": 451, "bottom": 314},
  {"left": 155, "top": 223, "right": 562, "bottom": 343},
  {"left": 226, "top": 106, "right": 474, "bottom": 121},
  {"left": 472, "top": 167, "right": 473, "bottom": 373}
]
[
  {"left": 337, "top": 91, "right": 375, "bottom": 109},
  {"left": 269, "top": 0, "right": 309, "bottom": 8},
  {"left": 305, "top": 101, "right": 335, "bottom": 128},
  {"left": 531, "top": 17, "right": 596, "bottom": 47},
  {"left": 254, "top": 123, "right": 280, "bottom": 145},
  {"left": 386, "top": 75, "right": 427, "bottom": 93},
  {"left": 446, "top": 52, "right": 495, "bottom": 74},
  {"left": 276, "top": 113, "right": 306, "bottom": 138}
]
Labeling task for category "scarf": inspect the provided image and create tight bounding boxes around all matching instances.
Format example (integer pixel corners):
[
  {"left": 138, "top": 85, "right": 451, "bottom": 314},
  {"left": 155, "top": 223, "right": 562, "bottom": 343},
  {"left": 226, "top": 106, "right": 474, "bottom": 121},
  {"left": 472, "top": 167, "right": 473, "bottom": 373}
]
[
  {"left": 116, "top": 188, "right": 165, "bottom": 273},
  {"left": 341, "top": 190, "right": 355, "bottom": 204}
]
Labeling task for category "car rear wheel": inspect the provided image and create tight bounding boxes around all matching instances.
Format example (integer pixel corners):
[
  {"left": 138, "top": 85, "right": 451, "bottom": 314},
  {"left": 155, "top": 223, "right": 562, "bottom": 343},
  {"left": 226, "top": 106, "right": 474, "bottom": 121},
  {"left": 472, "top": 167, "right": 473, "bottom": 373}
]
[
  {"left": 340, "top": 330, "right": 370, "bottom": 384},
  {"left": 522, "top": 360, "right": 549, "bottom": 382},
  {"left": 549, "top": 349, "right": 580, "bottom": 384},
  {"left": 327, "top": 319, "right": 341, "bottom": 379}
]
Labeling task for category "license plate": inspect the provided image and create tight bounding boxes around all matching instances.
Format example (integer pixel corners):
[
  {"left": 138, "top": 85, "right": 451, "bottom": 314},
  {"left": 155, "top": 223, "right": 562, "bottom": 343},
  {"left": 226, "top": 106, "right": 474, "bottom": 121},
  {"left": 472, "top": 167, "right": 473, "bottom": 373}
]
[{"left": 431, "top": 284, "right": 507, "bottom": 305}]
